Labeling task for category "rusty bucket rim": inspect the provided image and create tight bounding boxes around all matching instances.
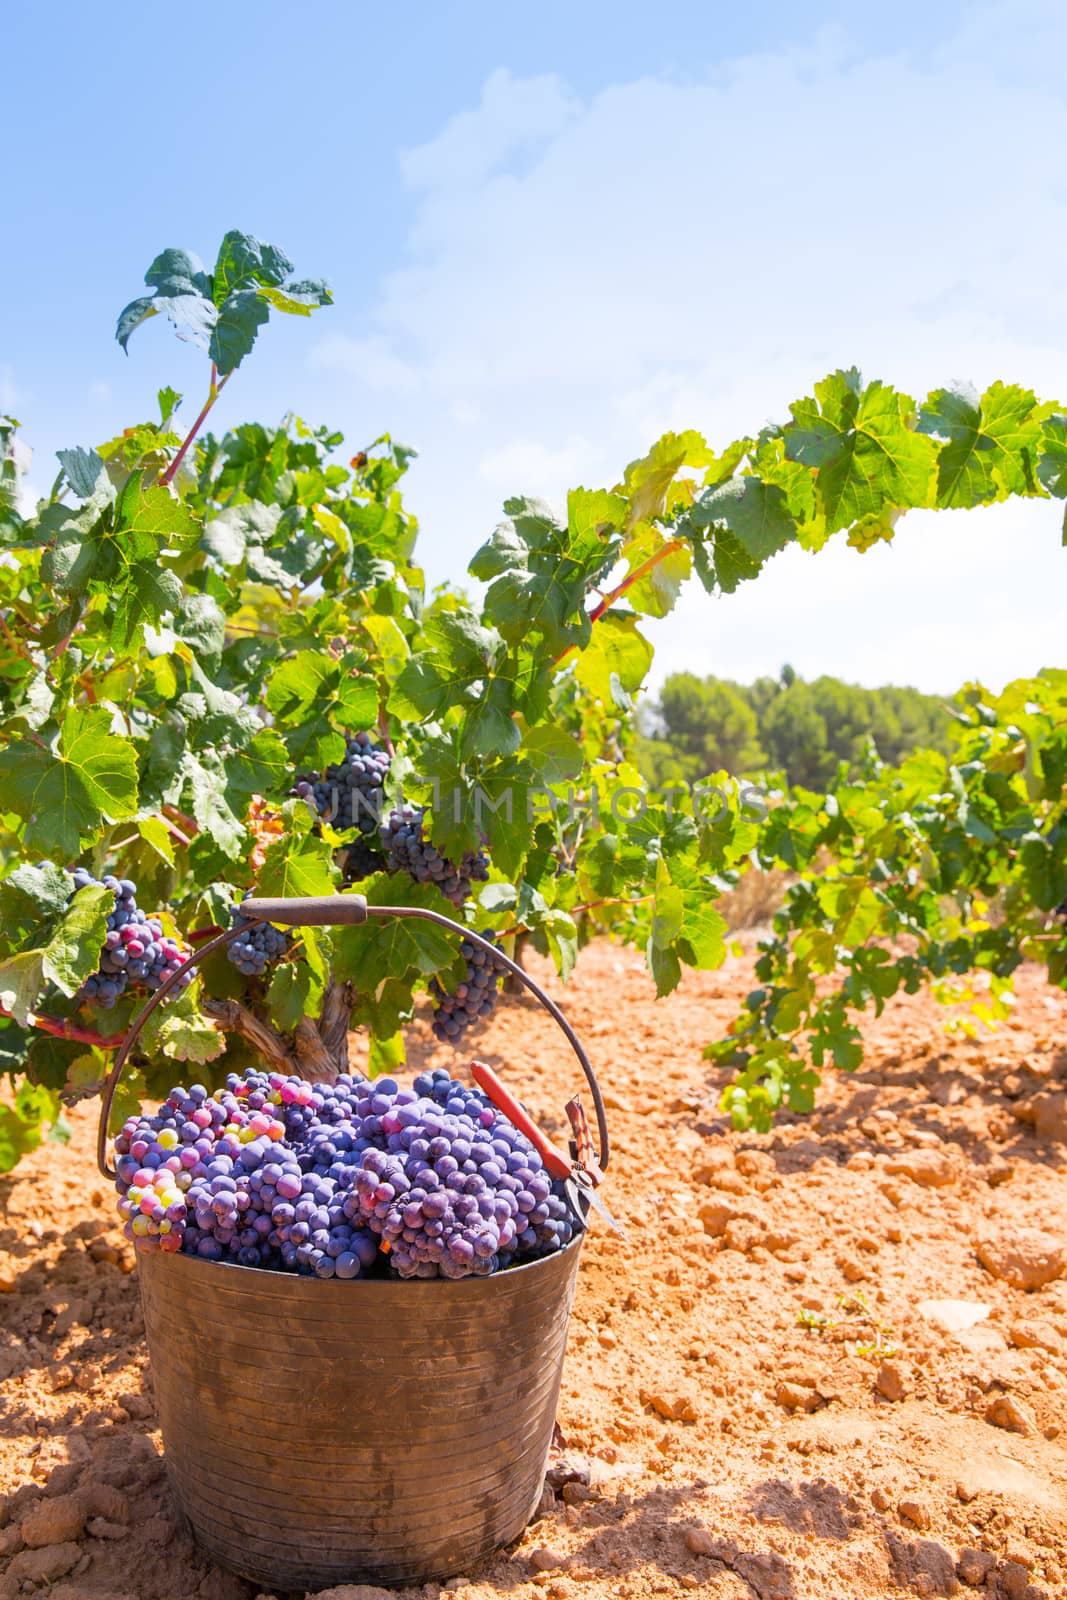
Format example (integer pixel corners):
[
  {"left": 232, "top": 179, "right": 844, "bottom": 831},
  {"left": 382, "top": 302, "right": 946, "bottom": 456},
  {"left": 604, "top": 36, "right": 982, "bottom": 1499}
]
[{"left": 139, "top": 1217, "right": 585, "bottom": 1289}]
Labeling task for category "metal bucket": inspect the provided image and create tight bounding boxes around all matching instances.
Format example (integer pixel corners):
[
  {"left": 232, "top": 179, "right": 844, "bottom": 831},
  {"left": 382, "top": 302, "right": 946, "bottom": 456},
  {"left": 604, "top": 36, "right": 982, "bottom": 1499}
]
[
  {"left": 97, "top": 894, "right": 610, "bottom": 1591},
  {"left": 137, "top": 1240, "right": 582, "bottom": 1588}
]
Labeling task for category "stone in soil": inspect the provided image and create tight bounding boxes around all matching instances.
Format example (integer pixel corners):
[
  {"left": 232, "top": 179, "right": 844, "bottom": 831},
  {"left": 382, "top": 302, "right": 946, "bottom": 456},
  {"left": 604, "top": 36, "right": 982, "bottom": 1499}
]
[
  {"left": 875, "top": 1360, "right": 909, "bottom": 1401},
  {"left": 884, "top": 1150, "right": 956, "bottom": 1187},
  {"left": 19, "top": 1493, "right": 87, "bottom": 1547},
  {"left": 529, "top": 1548, "right": 565, "bottom": 1572},
  {"left": 976, "top": 1227, "right": 1067, "bottom": 1290},
  {"left": 984, "top": 1394, "right": 1037, "bottom": 1435},
  {"left": 917, "top": 1298, "right": 991, "bottom": 1334},
  {"left": 956, "top": 1548, "right": 995, "bottom": 1586}
]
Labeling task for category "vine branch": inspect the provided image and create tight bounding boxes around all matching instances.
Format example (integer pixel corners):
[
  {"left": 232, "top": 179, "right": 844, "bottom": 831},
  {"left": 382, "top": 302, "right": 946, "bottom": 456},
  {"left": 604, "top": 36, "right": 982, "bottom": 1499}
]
[
  {"left": 160, "top": 365, "right": 230, "bottom": 487},
  {"left": 319, "top": 979, "right": 355, "bottom": 1068},
  {"left": 0, "top": 1004, "right": 125, "bottom": 1050},
  {"left": 199, "top": 996, "right": 298, "bottom": 1073},
  {"left": 554, "top": 537, "right": 685, "bottom": 667}
]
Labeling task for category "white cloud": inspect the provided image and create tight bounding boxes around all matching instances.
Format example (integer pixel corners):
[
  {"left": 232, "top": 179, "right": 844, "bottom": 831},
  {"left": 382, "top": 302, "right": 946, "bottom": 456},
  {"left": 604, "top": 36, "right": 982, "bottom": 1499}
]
[
  {"left": 309, "top": 335, "right": 419, "bottom": 391},
  {"left": 88, "top": 381, "right": 112, "bottom": 405},
  {"left": 400, "top": 68, "right": 580, "bottom": 193},
  {"left": 308, "top": 1, "right": 1067, "bottom": 692},
  {"left": 478, "top": 434, "right": 600, "bottom": 491}
]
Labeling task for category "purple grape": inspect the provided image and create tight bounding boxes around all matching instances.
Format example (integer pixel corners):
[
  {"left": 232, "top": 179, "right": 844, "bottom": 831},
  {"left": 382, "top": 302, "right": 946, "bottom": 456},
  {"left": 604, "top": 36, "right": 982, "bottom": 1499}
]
[
  {"left": 69, "top": 865, "right": 192, "bottom": 1009},
  {"left": 381, "top": 803, "right": 490, "bottom": 908}
]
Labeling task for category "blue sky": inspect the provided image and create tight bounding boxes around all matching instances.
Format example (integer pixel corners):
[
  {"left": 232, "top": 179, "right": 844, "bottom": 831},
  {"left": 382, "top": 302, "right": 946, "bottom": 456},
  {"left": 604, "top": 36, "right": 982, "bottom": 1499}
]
[{"left": 4, "top": 0, "right": 1064, "bottom": 693}]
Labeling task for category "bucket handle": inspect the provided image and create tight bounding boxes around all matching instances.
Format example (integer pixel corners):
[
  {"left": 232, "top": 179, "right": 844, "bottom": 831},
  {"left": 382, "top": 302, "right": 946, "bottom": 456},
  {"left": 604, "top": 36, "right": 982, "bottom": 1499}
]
[{"left": 95, "top": 894, "right": 609, "bottom": 1181}]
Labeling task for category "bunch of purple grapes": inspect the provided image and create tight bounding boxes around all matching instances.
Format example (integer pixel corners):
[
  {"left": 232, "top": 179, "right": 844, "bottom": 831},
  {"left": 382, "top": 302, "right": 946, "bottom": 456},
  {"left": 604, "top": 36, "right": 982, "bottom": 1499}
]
[
  {"left": 415, "top": 1067, "right": 577, "bottom": 1258},
  {"left": 225, "top": 915, "right": 291, "bottom": 978},
  {"left": 342, "top": 1069, "right": 577, "bottom": 1278},
  {"left": 72, "top": 867, "right": 191, "bottom": 1010},
  {"left": 114, "top": 1074, "right": 377, "bottom": 1278},
  {"left": 112, "top": 1064, "right": 578, "bottom": 1280},
  {"left": 293, "top": 730, "right": 389, "bottom": 866},
  {"left": 381, "top": 803, "right": 490, "bottom": 908},
  {"left": 430, "top": 932, "right": 507, "bottom": 1041}
]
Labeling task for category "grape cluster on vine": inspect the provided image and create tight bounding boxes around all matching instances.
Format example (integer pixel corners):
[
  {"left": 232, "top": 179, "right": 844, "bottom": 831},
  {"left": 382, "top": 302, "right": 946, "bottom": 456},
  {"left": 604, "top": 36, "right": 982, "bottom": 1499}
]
[
  {"left": 226, "top": 908, "right": 291, "bottom": 978},
  {"left": 430, "top": 932, "right": 508, "bottom": 1041},
  {"left": 72, "top": 867, "right": 191, "bottom": 1011},
  {"left": 293, "top": 731, "right": 389, "bottom": 856},
  {"left": 112, "top": 1064, "right": 578, "bottom": 1279},
  {"left": 286, "top": 732, "right": 506, "bottom": 1045},
  {"left": 381, "top": 802, "right": 490, "bottom": 908}
]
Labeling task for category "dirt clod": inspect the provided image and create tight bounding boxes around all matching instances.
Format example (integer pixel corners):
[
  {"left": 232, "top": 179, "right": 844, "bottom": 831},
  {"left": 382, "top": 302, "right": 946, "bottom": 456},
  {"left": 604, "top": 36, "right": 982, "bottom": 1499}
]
[
  {"left": 876, "top": 1360, "right": 909, "bottom": 1401},
  {"left": 898, "top": 1497, "right": 932, "bottom": 1530},
  {"left": 6, "top": 1540, "right": 82, "bottom": 1584},
  {"left": 976, "top": 1227, "right": 1066, "bottom": 1291},
  {"left": 86, "top": 1515, "right": 130, "bottom": 1539},
  {"left": 20, "top": 1494, "right": 87, "bottom": 1548},
  {"left": 956, "top": 1548, "right": 995, "bottom": 1586},
  {"left": 884, "top": 1150, "right": 956, "bottom": 1187},
  {"left": 80, "top": 1481, "right": 129, "bottom": 1523},
  {"left": 984, "top": 1394, "right": 1036, "bottom": 1435},
  {"left": 1008, "top": 1319, "right": 1062, "bottom": 1351},
  {"left": 1000, "top": 1562, "right": 1034, "bottom": 1600},
  {"left": 640, "top": 1388, "right": 700, "bottom": 1421}
]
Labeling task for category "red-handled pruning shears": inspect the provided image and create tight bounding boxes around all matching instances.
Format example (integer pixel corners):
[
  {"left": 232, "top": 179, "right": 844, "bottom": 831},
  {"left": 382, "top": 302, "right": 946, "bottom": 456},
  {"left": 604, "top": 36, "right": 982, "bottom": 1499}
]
[{"left": 471, "top": 1061, "right": 625, "bottom": 1234}]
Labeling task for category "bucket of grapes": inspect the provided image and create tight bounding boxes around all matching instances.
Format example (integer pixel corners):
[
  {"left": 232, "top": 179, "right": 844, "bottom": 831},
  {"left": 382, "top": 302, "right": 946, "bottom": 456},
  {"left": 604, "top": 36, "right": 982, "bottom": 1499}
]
[{"left": 96, "top": 894, "right": 611, "bottom": 1592}]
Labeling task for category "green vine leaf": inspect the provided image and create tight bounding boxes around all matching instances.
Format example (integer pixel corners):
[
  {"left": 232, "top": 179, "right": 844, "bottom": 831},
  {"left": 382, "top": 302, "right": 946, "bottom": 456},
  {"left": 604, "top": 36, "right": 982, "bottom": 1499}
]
[
  {"left": 0, "top": 708, "right": 139, "bottom": 858},
  {"left": 41, "top": 883, "right": 113, "bottom": 996},
  {"left": 918, "top": 381, "right": 1045, "bottom": 507},
  {"left": 116, "top": 231, "right": 331, "bottom": 375},
  {"left": 785, "top": 371, "right": 938, "bottom": 534}
]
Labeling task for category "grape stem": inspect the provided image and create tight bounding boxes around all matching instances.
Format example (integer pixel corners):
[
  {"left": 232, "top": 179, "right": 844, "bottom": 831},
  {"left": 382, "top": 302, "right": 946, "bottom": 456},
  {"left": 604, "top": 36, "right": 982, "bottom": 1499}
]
[
  {"left": 160, "top": 364, "right": 230, "bottom": 487},
  {"left": 0, "top": 1003, "right": 125, "bottom": 1050},
  {"left": 554, "top": 537, "right": 685, "bottom": 667},
  {"left": 161, "top": 804, "right": 197, "bottom": 845},
  {"left": 0, "top": 610, "right": 34, "bottom": 664}
]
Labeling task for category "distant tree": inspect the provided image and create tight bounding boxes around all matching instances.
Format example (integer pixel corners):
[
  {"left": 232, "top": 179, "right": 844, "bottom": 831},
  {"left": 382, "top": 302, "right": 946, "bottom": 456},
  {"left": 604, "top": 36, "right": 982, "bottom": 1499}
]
[
  {"left": 643, "top": 670, "right": 951, "bottom": 789},
  {"left": 651, "top": 673, "right": 765, "bottom": 780}
]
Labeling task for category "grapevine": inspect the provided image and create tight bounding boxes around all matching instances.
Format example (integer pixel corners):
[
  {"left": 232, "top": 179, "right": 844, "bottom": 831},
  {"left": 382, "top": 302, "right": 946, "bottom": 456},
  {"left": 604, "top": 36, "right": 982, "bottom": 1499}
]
[
  {"left": 0, "top": 227, "right": 1065, "bottom": 1166},
  {"left": 709, "top": 671, "right": 1067, "bottom": 1128}
]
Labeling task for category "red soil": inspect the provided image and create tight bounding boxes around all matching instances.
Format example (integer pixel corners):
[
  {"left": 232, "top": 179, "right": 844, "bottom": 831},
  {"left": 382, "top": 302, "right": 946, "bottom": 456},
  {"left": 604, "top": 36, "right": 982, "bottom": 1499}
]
[{"left": 2, "top": 939, "right": 1066, "bottom": 1600}]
